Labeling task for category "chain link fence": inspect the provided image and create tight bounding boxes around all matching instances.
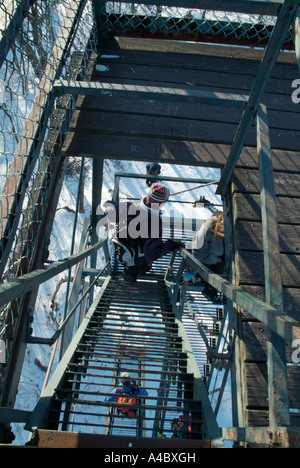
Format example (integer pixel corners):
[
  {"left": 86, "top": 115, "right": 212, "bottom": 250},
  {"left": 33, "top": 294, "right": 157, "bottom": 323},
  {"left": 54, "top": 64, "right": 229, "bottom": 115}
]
[
  {"left": 0, "top": 0, "right": 296, "bottom": 439},
  {"left": 0, "top": 0, "right": 98, "bottom": 415},
  {"left": 102, "top": 2, "right": 294, "bottom": 47}
]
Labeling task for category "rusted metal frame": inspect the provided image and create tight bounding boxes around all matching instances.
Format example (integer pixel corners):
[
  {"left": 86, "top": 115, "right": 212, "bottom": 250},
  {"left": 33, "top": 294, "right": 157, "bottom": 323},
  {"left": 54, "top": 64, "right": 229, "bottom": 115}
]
[
  {"left": 24, "top": 275, "right": 112, "bottom": 431},
  {"left": 223, "top": 425, "right": 300, "bottom": 447},
  {"left": 54, "top": 79, "right": 248, "bottom": 108},
  {"left": 0, "top": 238, "right": 108, "bottom": 309},
  {"left": 115, "top": 171, "right": 219, "bottom": 185},
  {"left": 216, "top": 0, "right": 300, "bottom": 197},
  {"left": 92, "top": 0, "right": 283, "bottom": 15},
  {"left": 257, "top": 105, "right": 290, "bottom": 428},
  {"left": 29, "top": 428, "right": 211, "bottom": 448},
  {"left": 0, "top": 0, "right": 89, "bottom": 279},
  {"left": 180, "top": 248, "right": 300, "bottom": 344}
]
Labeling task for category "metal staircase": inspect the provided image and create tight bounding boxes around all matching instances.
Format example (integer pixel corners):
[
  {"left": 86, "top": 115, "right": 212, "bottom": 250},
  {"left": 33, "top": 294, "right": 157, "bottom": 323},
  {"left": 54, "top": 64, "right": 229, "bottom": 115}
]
[{"left": 26, "top": 273, "right": 216, "bottom": 446}]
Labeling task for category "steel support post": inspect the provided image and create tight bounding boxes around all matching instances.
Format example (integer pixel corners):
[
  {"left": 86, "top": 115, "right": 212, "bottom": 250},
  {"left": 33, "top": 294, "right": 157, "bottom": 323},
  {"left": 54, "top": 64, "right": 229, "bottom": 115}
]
[
  {"left": 257, "top": 105, "right": 290, "bottom": 428},
  {"left": 217, "top": 0, "right": 300, "bottom": 197}
]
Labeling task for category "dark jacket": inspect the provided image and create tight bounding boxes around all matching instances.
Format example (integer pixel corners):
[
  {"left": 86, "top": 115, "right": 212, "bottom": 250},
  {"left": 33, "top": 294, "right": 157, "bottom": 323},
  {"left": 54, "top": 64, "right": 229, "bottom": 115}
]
[{"left": 107, "top": 199, "right": 176, "bottom": 263}]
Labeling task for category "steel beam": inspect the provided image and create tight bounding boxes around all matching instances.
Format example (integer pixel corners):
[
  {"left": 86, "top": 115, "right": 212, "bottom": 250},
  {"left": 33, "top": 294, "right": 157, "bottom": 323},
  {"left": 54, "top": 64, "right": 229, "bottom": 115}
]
[
  {"left": 54, "top": 80, "right": 248, "bottom": 108},
  {"left": 217, "top": 0, "right": 300, "bottom": 197},
  {"left": 0, "top": 238, "right": 107, "bottom": 309},
  {"left": 0, "top": 406, "right": 31, "bottom": 424},
  {"left": 257, "top": 105, "right": 290, "bottom": 428},
  {"left": 114, "top": 171, "right": 219, "bottom": 185}
]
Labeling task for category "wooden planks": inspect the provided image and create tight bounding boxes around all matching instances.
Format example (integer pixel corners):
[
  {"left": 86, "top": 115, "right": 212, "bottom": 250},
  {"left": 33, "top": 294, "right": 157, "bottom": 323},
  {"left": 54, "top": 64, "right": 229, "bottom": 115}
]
[
  {"left": 232, "top": 160, "right": 300, "bottom": 427},
  {"left": 62, "top": 37, "right": 300, "bottom": 163}
]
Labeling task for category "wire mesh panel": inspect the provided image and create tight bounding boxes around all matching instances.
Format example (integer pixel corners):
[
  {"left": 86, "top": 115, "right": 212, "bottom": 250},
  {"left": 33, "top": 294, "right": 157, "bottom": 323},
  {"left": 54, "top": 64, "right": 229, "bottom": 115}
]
[{"left": 101, "top": 2, "right": 294, "bottom": 47}]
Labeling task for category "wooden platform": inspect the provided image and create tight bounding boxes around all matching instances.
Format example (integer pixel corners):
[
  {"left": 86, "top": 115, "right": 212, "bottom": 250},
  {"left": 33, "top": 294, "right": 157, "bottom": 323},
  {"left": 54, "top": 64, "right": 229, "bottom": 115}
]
[
  {"left": 63, "top": 37, "right": 299, "bottom": 165},
  {"left": 63, "top": 37, "right": 300, "bottom": 429}
]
